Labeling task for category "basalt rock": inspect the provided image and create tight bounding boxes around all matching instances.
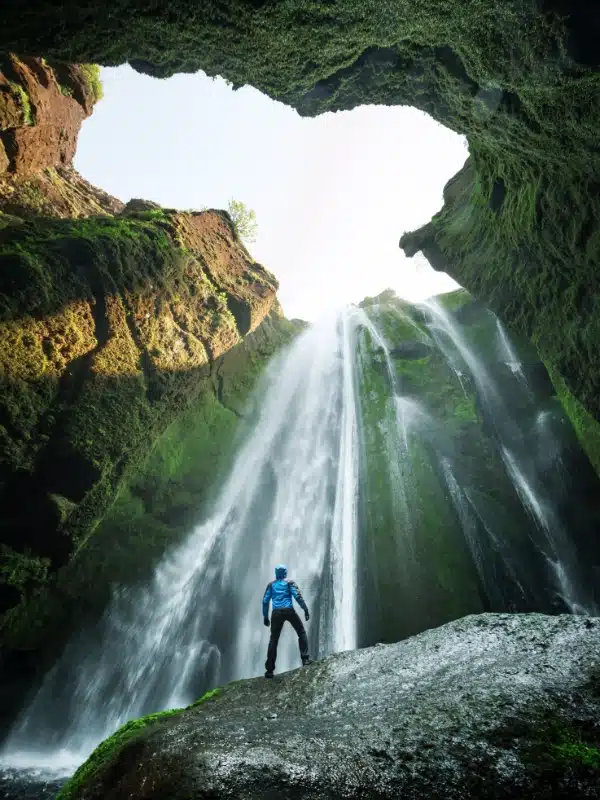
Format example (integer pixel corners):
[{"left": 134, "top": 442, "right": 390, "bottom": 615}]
[{"left": 59, "top": 613, "right": 600, "bottom": 800}]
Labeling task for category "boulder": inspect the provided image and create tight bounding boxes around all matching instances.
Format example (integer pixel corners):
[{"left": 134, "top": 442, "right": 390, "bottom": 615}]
[
  {"left": 62, "top": 613, "right": 600, "bottom": 800},
  {"left": 121, "top": 198, "right": 162, "bottom": 214}
]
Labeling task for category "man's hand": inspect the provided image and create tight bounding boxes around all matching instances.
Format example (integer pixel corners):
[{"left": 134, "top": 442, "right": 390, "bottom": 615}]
[
  {"left": 305, "top": 610, "right": 310, "bottom": 622},
  {"left": 264, "top": 616, "right": 270, "bottom": 627}
]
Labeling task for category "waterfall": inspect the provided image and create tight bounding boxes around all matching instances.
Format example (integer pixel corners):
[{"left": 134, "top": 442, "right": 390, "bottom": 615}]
[
  {"left": 420, "top": 296, "right": 598, "bottom": 616},
  {"left": 495, "top": 318, "right": 527, "bottom": 385},
  {"left": 1, "top": 309, "right": 362, "bottom": 771},
  {"left": 2, "top": 292, "right": 599, "bottom": 795}
]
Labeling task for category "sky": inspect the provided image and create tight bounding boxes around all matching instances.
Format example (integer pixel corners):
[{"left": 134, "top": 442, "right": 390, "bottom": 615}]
[{"left": 75, "top": 65, "right": 468, "bottom": 321}]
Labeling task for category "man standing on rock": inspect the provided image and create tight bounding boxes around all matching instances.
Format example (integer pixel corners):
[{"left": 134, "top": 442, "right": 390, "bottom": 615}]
[{"left": 263, "top": 564, "right": 311, "bottom": 678}]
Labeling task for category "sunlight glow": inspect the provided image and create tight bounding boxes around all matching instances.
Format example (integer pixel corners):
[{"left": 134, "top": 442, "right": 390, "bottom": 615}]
[{"left": 75, "top": 66, "right": 468, "bottom": 320}]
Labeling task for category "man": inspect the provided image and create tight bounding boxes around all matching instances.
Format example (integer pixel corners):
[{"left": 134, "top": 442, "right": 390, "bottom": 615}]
[{"left": 262, "top": 564, "right": 311, "bottom": 678}]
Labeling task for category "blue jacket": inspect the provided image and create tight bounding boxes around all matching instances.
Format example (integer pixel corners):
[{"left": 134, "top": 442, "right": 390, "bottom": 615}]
[{"left": 263, "top": 579, "right": 308, "bottom": 618}]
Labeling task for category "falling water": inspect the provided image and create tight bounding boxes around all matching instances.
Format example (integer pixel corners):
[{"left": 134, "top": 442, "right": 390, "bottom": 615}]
[
  {"left": 420, "top": 296, "right": 597, "bottom": 615},
  {"left": 495, "top": 318, "right": 527, "bottom": 384},
  {"left": 440, "top": 457, "right": 528, "bottom": 610},
  {"left": 1, "top": 309, "right": 362, "bottom": 773},
  {"left": 2, "top": 293, "right": 599, "bottom": 798}
]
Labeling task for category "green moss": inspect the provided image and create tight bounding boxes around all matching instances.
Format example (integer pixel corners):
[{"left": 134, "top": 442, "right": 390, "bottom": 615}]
[
  {"left": 546, "top": 361, "right": 600, "bottom": 479},
  {"left": 552, "top": 736, "right": 600, "bottom": 770},
  {"left": 57, "top": 687, "right": 222, "bottom": 800},
  {"left": 0, "top": 216, "right": 195, "bottom": 597},
  {"left": 79, "top": 64, "right": 104, "bottom": 102},
  {"left": 7, "top": 81, "right": 34, "bottom": 126},
  {"left": 435, "top": 288, "right": 472, "bottom": 313},
  {"left": 188, "top": 687, "right": 222, "bottom": 708},
  {"left": 1, "top": 308, "right": 295, "bottom": 652},
  {"left": 454, "top": 397, "right": 478, "bottom": 423},
  {"left": 2, "top": 181, "right": 48, "bottom": 214},
  {"left": 417, "top": 148, "right": 600, "bottom": 426},
  {"left": 515, "top": 714, "right": 600, "bottom": 777},
  {"left": 0, "top": 545, "right": 49, "bottom": 592},
  {"left": 356, "top": 308, "right": 484, "bottom": 642}
]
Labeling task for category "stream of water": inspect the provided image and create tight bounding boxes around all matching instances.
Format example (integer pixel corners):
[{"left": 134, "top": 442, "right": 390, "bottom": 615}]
[{"left": 420, "top": 297, "right": 598, "bottom": 615}]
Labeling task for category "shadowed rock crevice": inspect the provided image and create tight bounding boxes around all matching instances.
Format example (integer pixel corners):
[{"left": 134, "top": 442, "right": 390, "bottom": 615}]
[{"left": 213, "top": 357, "right": 243, "bottom": 419}]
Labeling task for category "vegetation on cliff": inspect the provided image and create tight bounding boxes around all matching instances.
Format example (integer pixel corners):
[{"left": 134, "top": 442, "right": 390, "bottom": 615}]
[
  {"left": 356, "top": 288, "right": 600, "bottom": 644},
  {"left": 400, "top": 150, "right": 600, "bottom": 438},
  {"left": 2, "top": 312, "right": 299, "bottom": 657},
  {"left": 0, "top": 207, "right": 279, "bottom": 640},
  {"left": 356, "top": 295, "right": 484, "bottom": 642}
]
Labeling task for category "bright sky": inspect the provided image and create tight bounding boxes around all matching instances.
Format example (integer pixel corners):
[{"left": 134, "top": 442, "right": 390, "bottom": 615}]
[{"left": 75, "top": 65, "right": 468, "bottom": 321}]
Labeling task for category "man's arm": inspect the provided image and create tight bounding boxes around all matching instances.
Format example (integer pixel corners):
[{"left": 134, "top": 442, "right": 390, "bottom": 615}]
[
  {"left": 290, "top": 581, "right": 309, "bottom": 618},
  {"left": 262, "top": 582, "right": 273, "bottom": 621}
]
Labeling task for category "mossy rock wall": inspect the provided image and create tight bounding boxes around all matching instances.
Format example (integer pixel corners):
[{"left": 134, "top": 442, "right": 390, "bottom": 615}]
[
  {"left": 2, "top": 313, "right": 297, "bottom": 657},
  {"left": 400, "top": 152, "right": 600, "bottom": 438},
  {"left": 0, "top": 54, "right": 99, "bottom": 178},
  {"left": 0, "top": 206, "right": 279, "bottom": 632},
  {"left": 355, "top": 306, "right": 484, "bottom": 643},
  {"left": 2, "top": 1, "right": 597, "bottom": 429},
  {"left": 356, "top": 289, "right": 600, "bottom": 645}
]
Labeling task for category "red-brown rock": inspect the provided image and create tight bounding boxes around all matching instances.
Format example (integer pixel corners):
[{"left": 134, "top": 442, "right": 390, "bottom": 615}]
[{"left": 0, "top": 54, "right": 95, "bottom": 177}]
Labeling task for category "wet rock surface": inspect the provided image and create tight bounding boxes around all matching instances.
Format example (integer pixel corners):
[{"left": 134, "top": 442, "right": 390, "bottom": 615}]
[
  {"left": 0, "top": 768, "right": 67, "bottom": 800},
  {"left": 66, "top": 613, "right": 600, "bottom": 799}
]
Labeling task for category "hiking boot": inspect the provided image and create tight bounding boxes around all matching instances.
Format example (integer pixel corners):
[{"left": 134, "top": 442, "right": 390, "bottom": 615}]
[
  {"left": 301, "top": 657, "right": 312, "bottom": 667},
  {"left": 264, "top": 670, "right": 274, "bottom": 679}
]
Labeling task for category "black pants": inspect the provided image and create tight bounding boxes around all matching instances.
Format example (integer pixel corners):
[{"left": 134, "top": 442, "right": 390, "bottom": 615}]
[{"left": 265, "top": 608, "right": 309, "bottom": 673}]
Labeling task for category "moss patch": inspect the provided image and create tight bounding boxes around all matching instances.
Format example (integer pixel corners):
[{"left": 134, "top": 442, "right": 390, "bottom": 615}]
[
  {"left": 519, "top": 714, "right": 600, "bottom": 777},
  {"left": 56, "top": 687, "right": 223, "bottom": 800},
  {"left": 79, "top": 64, "right": 104, "bottom": 102},
  {"left": 7, "top": 80, "right": 34, "bottom": 126},
  {"left": 545, "top": 360, "right": 600, "bottom": 479},
  {"left": 552, "top": 734, "right": 600, "bottom": 770}
]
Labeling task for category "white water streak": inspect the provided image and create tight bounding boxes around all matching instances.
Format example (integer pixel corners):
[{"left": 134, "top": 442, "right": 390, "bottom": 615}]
[
  {"left": 422, "top": 297, "right": 594, "bottom": 615},
  {"left": 495, "top": 319, "right": 527, "bottom": 384}
]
